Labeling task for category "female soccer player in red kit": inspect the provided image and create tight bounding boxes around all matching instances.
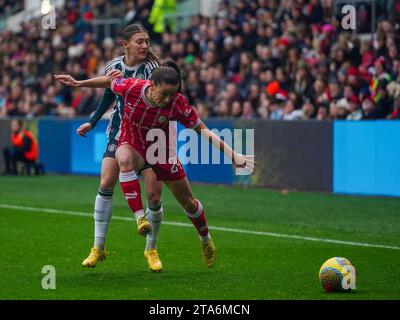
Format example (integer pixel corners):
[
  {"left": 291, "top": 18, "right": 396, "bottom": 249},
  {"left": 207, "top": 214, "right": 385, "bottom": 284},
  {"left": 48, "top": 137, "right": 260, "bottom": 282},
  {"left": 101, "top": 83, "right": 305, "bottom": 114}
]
[{"left": 55, "top": 64, "right": 256, "bottom": 268}]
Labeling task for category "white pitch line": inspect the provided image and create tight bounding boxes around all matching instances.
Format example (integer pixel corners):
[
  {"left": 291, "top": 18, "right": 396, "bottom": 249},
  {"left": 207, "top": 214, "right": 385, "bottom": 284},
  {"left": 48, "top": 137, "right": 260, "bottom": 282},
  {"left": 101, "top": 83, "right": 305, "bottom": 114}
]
[{"left": 1, "top": 203, "right": 399, "bottom": 251}]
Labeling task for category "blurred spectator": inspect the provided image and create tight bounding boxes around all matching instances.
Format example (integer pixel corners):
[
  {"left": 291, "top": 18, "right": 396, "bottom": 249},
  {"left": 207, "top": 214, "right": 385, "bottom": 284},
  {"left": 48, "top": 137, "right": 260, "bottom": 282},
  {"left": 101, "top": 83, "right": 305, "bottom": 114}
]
[
  {"left": 0, "top": 0, "right": 23, "bottom": 16},
  {"left": 362, "top": 95, "right": 379, "bottom": 119},
  {"left": 241, "top": 101, "right": 256, "bottom": 120},
  {"left": 283, "top": 99, "right": 302, "bottom": 120},
  {"left": 336, "top": 98, "right": 350, "bottom": 119},
  {"left": 1, "top": 0, "right": 400, "bottom": 121},
  {"left": 387, "top": 81, "right": 400, "bottom": 118},
  {"left": 217, "top": 99, "right": 230, "bottom": 117},
  {"left": 194, "top": 101, "right": 209, "bottom": 119},
  {"left": 231, "top": 101, "right": 242, "bottom": 118},
  {"left": 2, "top": 119, "right": 38, "bottom": 175},
  {"left": 302, "top": 99, "right": 317, "bottom": 120},
  {"left": 269, "top": 99, "right": 284, "bottom": 120},
  {"left": 346, "top": 96, "right": 363, "bottom": 120},
  {"left": 317, "top": 104, "right": 330, "bottom": 121},
  {"left": 149, "top": 0, "right": 177, "bottom": 37}
]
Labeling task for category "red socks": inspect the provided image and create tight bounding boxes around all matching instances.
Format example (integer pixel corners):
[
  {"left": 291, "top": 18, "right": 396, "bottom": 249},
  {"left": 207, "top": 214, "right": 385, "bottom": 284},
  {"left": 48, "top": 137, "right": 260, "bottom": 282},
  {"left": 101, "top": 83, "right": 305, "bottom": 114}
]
[
  {"left": 119, "top": 170, "right": 144, "bottom": 218},
  {"left": 185, "top": 200, "right": 209, "bottom": 237}
]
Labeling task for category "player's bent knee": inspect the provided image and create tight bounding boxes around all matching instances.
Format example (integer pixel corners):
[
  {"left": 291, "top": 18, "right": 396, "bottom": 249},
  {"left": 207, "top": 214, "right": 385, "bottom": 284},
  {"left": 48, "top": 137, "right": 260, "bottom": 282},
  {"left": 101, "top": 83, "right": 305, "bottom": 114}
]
[
  {"left": 100, "top": 177, "right": 117, "bottom": 191},
  {"left": 117, "top": 154, "right": 135, "bottom": 171},
  {"left": 147, "top": 192, "right": 161, "bottom": 205}
]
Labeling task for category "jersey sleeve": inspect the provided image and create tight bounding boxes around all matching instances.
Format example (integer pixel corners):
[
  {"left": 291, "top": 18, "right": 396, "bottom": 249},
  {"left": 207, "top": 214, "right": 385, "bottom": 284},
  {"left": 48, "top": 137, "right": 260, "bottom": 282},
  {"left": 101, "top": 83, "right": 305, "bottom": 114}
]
[
  {"left": 104, "top": 56, "right": 123, "bottom": 75},
  {"left": 110, "top": 78, "right": 131, "bottom": 97},
  {"left": 173, "top": 95, "right": 202, "bottom": 129},
  {"left": 144, "top": 59, "right": 159, "bottom": 78},
  {"left": 104, "top": 63, "right": 115, "bottom": 75},
  {"left": 88, "top": 88, "right": 115, "bottom": 128}
]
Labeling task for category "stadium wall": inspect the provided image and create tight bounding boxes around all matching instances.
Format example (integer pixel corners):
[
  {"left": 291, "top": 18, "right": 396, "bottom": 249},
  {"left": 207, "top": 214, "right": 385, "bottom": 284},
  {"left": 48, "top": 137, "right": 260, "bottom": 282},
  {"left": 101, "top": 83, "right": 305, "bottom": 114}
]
[
  {"left": 38, "top": 118, "right": 72, "bottom": 174},
  {"left": 243, "top": 120, "right": 333, "bottom": 192},
  {"left": 2, "top": 118, "right": 399, "bottom": 197},
  {"left": 333, "top": 120, "right": 400, "bottom": 197},
  {"left": 33, "top": 118, "right": 335, "bottom": 191}
]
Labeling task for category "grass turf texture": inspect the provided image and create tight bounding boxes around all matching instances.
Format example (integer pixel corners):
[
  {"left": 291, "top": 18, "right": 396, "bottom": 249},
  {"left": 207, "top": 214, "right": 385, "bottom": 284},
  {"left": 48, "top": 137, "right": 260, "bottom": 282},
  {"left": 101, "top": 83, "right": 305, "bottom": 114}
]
[{"left": 0, "top": 175, "right": 399, "bottom": 300}]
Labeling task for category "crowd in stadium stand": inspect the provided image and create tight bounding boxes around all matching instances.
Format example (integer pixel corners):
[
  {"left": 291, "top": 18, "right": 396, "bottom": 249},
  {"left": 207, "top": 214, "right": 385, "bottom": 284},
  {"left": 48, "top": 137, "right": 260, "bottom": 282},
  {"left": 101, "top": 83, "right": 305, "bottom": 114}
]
[
  {"left": 1, "top": 0, "right": 400, "bottom": 120},
  {"left": 0, "top": 0, "right": 23, "bottom": 16}
]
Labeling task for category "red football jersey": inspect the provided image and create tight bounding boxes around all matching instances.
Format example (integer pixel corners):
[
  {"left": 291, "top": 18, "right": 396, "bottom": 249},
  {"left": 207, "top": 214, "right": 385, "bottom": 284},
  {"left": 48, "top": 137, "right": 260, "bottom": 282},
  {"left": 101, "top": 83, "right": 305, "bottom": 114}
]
[{"left": 111, "top": 77, "right": 201, "bottom": 155}]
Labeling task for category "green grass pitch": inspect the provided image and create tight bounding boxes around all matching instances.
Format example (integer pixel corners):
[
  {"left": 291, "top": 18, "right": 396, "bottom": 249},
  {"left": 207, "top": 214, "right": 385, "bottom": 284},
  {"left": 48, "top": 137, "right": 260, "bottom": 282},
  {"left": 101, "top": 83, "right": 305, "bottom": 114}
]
[{"left": 0, "top": 175, "right": 399, "bottom": 300}]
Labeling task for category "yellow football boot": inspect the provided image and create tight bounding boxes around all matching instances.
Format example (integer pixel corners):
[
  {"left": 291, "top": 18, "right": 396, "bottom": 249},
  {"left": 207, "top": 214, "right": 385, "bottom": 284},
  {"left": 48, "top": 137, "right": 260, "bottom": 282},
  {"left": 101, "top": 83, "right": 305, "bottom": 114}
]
[
  {"left": 82, "top": 246, "right": 107, "bottom": 268},
  {"left": 137, "top": 215, "right": 152, "bottom": 236},
  {"left": 201, "top": 239, "right": 216, "bottom": 267},
  {"left": 144, "top": 248, "right": 163, "bottom": 272}
]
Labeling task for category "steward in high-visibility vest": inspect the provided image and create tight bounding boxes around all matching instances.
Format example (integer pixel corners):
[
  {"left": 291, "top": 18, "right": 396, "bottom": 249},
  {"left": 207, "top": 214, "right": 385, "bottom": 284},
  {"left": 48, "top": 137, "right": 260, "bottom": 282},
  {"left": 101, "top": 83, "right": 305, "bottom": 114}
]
[
  {"left": 149, "top": 0, "right": 177, "bottom": 34},
  {"left": 3, "top": 119, "right": 38, "bottom": 175},
  {"left": 11, "top": 128, "right": 38, "bottom": 162}
]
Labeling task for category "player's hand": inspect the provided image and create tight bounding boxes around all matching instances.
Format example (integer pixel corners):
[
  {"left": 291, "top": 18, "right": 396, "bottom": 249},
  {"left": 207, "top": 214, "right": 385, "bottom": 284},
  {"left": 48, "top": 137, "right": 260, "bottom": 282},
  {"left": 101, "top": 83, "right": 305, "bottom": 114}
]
[
  {"left": 232, "top": 153, "right": 257, "bottom": 174},
  {"left": 77, "top": 122, "right": 93, "bottom": 137},
  {"left": 106, "top": 69, "right": 123, "bottom": 80},
  {"left": 54, "top": 74, "right": 80, "bottom": 87}
]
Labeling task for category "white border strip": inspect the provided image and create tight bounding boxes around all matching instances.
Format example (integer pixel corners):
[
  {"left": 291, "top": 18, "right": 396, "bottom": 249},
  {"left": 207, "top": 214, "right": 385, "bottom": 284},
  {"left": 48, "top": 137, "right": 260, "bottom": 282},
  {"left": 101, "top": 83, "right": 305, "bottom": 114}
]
[{"left": 1, "top": 203, "right": 399, "bottom": 251}]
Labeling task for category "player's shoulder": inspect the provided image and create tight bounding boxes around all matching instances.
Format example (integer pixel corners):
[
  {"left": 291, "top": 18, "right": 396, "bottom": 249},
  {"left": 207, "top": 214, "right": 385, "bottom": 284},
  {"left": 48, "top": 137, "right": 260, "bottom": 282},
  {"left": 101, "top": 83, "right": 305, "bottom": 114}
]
[
  {"left": 116, "top": 77, "right": 148, "bottom": 87},
  {"left": 143, "top": 58, "right": 159, "bottom": 72},
  {"left": 111, "top": 77, "right": 145, "bottom": 96},
  {"left": 105, "top": 56, "right": 125, "bottom": 72},
  {"left": 106, "top": 55, "right": 125, "bottom": 66},
  {"left": 172, "top": 93, "right": 190, "bottom": 111},
  {"left": 121, "top": 78, "right": 150, "bottom": 93},
  {"left": 134, "top": 78, "right": 150, "bottom": 88},
  {"left": 175, "top": 93, "right": 189, "bottom": 105}
]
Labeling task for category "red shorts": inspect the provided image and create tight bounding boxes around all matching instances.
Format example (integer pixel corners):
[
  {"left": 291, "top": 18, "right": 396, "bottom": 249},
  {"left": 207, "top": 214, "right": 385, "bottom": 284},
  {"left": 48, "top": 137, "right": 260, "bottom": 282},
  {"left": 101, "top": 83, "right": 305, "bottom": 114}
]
[{"left": 118, "top": 140, "right": 186, "bottom": 181}]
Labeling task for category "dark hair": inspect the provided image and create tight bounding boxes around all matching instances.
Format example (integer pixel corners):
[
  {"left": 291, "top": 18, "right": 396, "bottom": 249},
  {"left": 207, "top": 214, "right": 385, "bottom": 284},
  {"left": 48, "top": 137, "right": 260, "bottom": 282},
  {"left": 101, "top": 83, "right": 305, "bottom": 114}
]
[
  {"left": 121, "top": 24, "right": 146, "bottom": 40},
  {"left": 121, "top": 24, "right": 160, "bottom": 64},
  {"left": 11, "top": 118, "right": 24, "bottom": 131},
  {"left": 12, "top": 119, "right": 24, "bottom": 127},
  {"left": 161, "top": 60, "right": 182, "bottom": 92},
  {"left": 150, "top": 61, "right": 182, "bottom": 92}
]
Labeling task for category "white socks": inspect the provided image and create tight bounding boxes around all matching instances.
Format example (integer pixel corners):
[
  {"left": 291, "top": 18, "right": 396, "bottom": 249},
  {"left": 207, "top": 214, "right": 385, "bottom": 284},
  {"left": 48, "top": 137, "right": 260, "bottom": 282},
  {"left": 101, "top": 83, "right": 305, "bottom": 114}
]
[
  {"left": 92, "top": 188, "right": 164, "bottom": 251},
  {"left": 145, "top": 201, "right": 163, "bottom": 250},
  {"left": 93, "top": 189, "right": 113, "bottom": 249}
]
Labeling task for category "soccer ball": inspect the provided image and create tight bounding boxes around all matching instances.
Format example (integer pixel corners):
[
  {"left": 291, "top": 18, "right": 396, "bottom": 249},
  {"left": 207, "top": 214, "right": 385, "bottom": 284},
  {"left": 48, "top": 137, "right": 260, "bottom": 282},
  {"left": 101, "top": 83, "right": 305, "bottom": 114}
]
[{"left": 319, "top": 257, "right": 356, "bottom": 292}]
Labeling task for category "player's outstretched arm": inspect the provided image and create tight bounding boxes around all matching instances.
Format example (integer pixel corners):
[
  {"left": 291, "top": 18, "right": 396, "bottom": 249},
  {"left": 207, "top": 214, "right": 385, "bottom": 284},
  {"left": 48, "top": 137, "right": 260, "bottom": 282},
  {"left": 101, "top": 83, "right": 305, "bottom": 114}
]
[
  {"left": 87, "top": 89, "right": 115, "bottom": 129},
  {"left": 194, "top": 122, "right": 257, "bottom": 173},
  {"left": 76, "top": 89, "right": 118, "bottom": 136},
  {"left": 54, "top": 70, "right": 123, "bottom": 88}
]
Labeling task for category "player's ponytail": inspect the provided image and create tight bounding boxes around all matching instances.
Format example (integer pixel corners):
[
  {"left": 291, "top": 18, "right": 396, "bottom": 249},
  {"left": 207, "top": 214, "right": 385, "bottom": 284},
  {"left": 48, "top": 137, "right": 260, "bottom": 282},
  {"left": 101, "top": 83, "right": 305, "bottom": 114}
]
[
  {"left": 160, "top": 60, "right": 182, "bottom": 93},
  {"left": 147, "top": 49, "right": 161, "bottom": 65}
]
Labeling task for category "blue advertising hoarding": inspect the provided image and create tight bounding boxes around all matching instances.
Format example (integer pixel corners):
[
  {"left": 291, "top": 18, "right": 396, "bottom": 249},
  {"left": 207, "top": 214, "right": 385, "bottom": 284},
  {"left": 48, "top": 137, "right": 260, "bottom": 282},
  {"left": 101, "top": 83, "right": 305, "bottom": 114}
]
[{"left": 334, "top": 121, "right": 400, "bottom": 197}]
